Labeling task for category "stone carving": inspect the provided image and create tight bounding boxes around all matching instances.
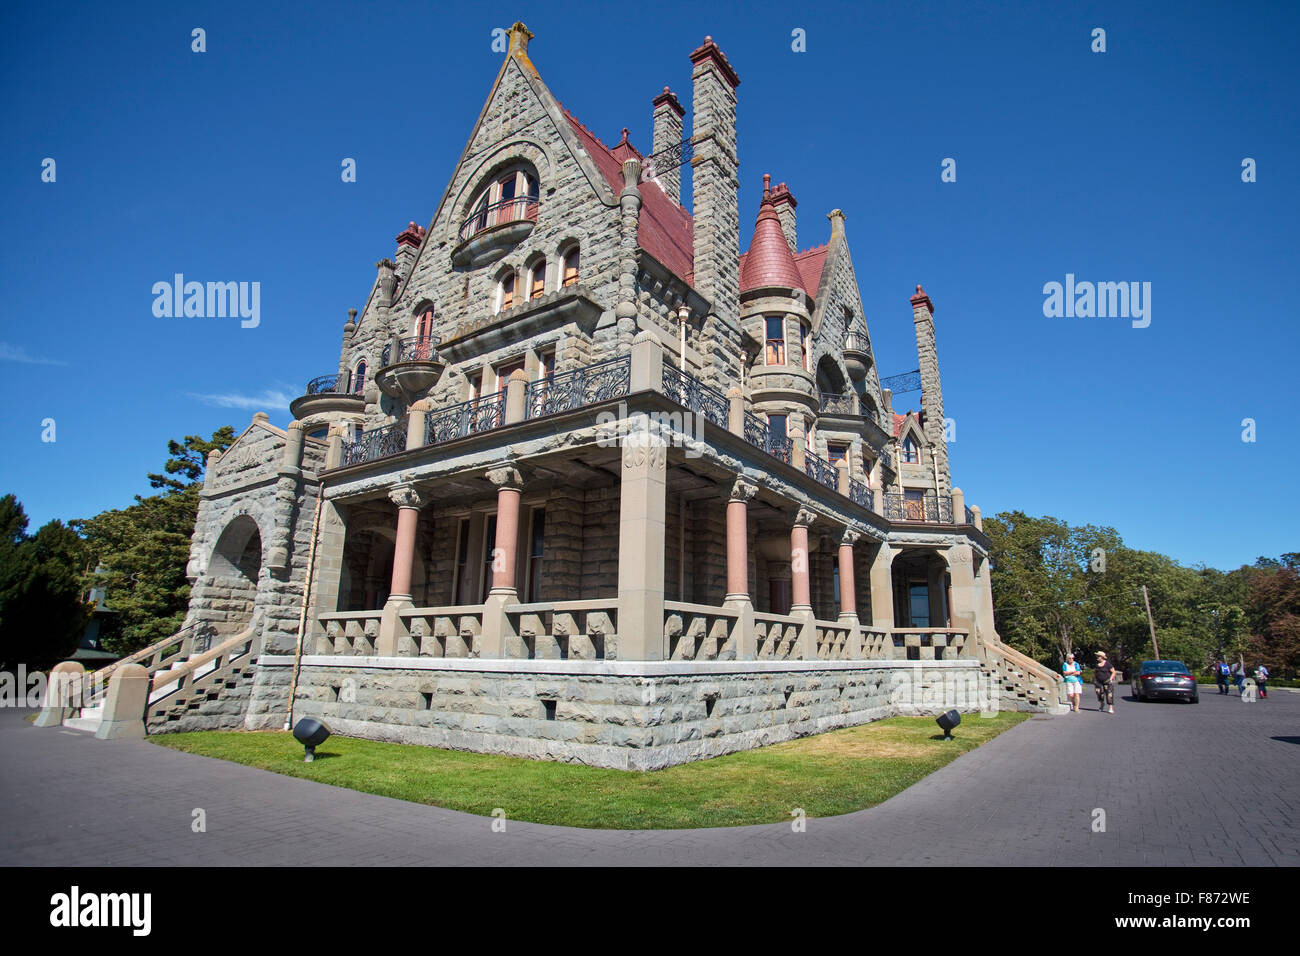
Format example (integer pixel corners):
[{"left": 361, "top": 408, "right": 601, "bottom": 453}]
[
  {"left": 388, "top": 485, "right": 425, "bottom": 510},
  {"left": 485, "top": 465, "right": 523, "bottom": 490},
  {"left": 729, "top": 477, "right": 758, "bottom": 503},
  {"left": 794, "top": 507, "right": 817, "bottom": 528}
]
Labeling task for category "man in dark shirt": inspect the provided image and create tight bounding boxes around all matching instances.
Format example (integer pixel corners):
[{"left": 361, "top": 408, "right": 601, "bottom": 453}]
[{"left": 1094, "top": 651, "right": 1116, "bottom": 714}]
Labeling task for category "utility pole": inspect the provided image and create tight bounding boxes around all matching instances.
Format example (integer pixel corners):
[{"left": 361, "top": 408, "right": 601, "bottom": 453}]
[{"left": 1142, "top": 585, "right": 1160, "bottom": 659}]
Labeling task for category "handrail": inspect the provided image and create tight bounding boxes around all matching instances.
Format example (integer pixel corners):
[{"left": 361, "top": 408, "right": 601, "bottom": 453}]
[
  {"left": 86, "top": 619, "right": 204, "bottom": 693},
  {"left": 150, "top": 619, "right": 260, "bottom": 693},
  {"left": 459, "top": 196, "right": 539, "bottom": 243}
]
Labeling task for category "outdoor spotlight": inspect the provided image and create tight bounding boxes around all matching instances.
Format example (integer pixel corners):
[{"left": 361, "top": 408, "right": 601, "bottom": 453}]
[
  {"left": 293, "top": 717, "right": 331, "bottom": 761},
  {"left": 935, "top": 709, "right": 961, "bottom": 740}
]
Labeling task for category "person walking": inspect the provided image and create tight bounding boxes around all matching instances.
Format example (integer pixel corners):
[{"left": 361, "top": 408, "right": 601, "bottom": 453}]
[
  {"left": 1215, "top": 659, "right": 1231, "bottom": 694},
  {"left": 1232, "top": 660, "right": 1245, "bottom": 693},
  {"left": 1094, "top": 651, "right": 1116, "bottom": 714},
  {"left": 1256, "top": 663, "right": 1270, "bottom": 699},
  {"left": 1062, "top": 652, "right": 1083, "bottom": 712}
]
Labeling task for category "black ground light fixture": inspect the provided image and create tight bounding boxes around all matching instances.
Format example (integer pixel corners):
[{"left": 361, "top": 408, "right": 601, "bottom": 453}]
[
  {"left": 936, "top": 709, "right": 961, "bottom": 740},
  {"left": 293, "top": 718, "right": 331, "bottom": 761}
]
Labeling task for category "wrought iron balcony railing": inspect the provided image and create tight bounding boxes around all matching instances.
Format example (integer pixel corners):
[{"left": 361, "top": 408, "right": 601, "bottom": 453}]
[
  {"left": 849, "top": 477, "right": 873, "bottom": 509},
  {"left": 804, "top": 452, "right": 839, "bottom": 490},
  {"left": 844, "top": 328, "right": 872, "bottom": 354},
  {"left": 380, "top": 335, "right": 440, "bottom": 366},
  {"left": 525, "top": 355, "right": 631, "bottom": 420},
  {"left": 818, "top": 392, "right": 857, "bottom": 415},
  {"left": 965, "top": 505, "right": 976, "bottom": 525},
  {"left": 305, "top": 372, "right": 361, "bottom": 396},
  {"left": 661, "top": 364, "right": 729, "bottom": 429},
  {"left": 883, "top": 493, "right": 954, "bottom": 524},
  {"left": 342, "top": 418, "right": 408, "bottom": 467},
  {"left": 742, "top": 410, "right": 768, "bottom": 448},
  {"left": 425, "top": 392, "right": 505, "bottom": 446},
  {"left": 765, "top": 433, "right": 793, "bottom": 465},
  {"left": 458, "top": 197, "right": 540, "bottom": 243}
]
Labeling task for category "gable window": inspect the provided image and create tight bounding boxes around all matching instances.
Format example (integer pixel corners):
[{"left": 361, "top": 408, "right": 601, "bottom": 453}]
[
  {"left": 528, "top": 259, "right": 547, "bottom": 300},
  {"left": 466, "top": 169, "right": 539, "bottom": 239},
  {"left": 350, "top": 360, "right": 366, "bottom": 394},
  {"left": 765, "top": 316, "right": 786, "bottom": 365},
  {"left": 412, "top": 310, "right": 437, "bottom": 359},
  {"left": 902, "top": 435, "right": 920, "bottom": 464},
  {"left": 561, "top": 246, "right": 580, "bottom": 288}
]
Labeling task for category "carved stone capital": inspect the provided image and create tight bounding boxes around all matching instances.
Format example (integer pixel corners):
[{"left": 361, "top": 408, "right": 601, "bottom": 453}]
[
  {"left": 388, "top": 485, "right": 424, "bottom": 510},
  {"left": 485, "top": 465, "right": 523, "bottom": 491},
  {"left": 841, "top": 528, "right": 862, "bottom": 547},
  {"left": 728, "top": 477, "right": 758, "bottom": 504},
  {"left": 794, "top": 507, "right": 817, "bottom": 529}
]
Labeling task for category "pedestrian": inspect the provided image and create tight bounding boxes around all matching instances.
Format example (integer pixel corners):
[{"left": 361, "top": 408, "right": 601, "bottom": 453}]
[
  {"left": 1093, "top": 651, "right": 1116, "bottom": 714},
  {"left": 1232, "top": 660, "right": 1245, "bottom": 692},
  {"left": 1062, "top": 652, "right": 1083, "bottom": 712},
  {"left": 1215, "top": 659, "right": 1231, "bottom": 695},
  {"left": 1255, "top": 663, "right": 1269, "bottom": 699}
]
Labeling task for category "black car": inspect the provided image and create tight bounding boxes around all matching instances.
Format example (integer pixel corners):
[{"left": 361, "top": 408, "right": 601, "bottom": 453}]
[{"left": 1132, "top": 659, "right": 1199, "bottom": 703}]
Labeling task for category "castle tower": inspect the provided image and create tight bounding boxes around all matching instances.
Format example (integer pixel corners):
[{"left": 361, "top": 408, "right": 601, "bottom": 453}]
[{"left": 911, "top": 284, "right": 951, "bottom": 495}]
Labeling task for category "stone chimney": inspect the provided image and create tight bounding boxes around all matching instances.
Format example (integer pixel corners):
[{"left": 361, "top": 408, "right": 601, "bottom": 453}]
[
  {"left": 394, "top": 221, "right": 424, "bottom": 284},
  {"left": 770, "top": 182, "right": 797, "bottom": 254},
  {"left": 651, "top": 87, "right": 685, "bottom": 204},
  {"left": 910, "top": 284, "right": 951, "bottom": 495},
  {"left": 689, "top": 35, "right": 741, "bottom": 387}
]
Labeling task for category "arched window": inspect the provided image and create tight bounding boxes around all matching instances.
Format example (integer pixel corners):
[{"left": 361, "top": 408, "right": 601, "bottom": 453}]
[
  {"left": 561, "top": 245, "right": 580, "bottom": 288},
  {"left": 466, "top": 168, "right": 540, "bottom": 238},
  {"left": 800, "top": 321, "right": 811, "bottom": 371},
  {"left": 412, "top": 309, "right": 436, "bottom": 360},
  {"left": 765, "top": 316, "right": 786, "bottom": 365},
  {"left": 528, "top": 259, "right": 547, "bottom": 300},
  {"left": 902, "top": 435, "right": 920, "bottom": 464},
  {"left": 351, "top": 360, "right": 367, "bottom": 394},
  {"left": 496, "top": 271, "right": 516, "bottom": 314}
]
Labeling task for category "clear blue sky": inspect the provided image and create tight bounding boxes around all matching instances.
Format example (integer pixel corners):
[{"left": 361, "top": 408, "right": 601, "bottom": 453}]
[{"left": 1, "top": 0, "right": 1296, "bottom": 570}]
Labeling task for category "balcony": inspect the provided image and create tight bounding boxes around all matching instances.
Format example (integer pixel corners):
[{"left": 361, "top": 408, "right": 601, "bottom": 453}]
[
  {"left": 289, "top": 372, "right": 365, "bottom": 420},
  {"left": 451, "top": 197, "right": 539, "bottom": 268},
  {"left": 375, "top": 336, "right": 445, "bottom": 403},
  {"left": 425, "top": 392, "right": 505, "bottom": 446},
  {"left": 526, "top": 356, "right": 631, "bottom": 420},
  {"left": 883, "top": 493, "right": 954, "bottom": 524},
  {"left": 817, "top": 391, "right": 858, "bottom": 416},
  {"left": 843, "top": 326, "right": 873, "bottom": 383}
]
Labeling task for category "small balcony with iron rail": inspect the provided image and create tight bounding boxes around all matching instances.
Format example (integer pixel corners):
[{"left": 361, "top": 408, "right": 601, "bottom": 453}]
[
  {"left": 451, "top": 196, "right": 540, "bottom": 268},
  {"left": 375, "top": 335, "right": 445, "bottom": 404},
  {"left": 289, "top": 371, "right": 366, "bottom": 421}
]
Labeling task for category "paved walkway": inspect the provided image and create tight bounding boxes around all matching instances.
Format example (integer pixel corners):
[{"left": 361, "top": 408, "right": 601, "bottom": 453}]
[{"left": 3, "top": 687, "right": 1297, "bottom": 866}]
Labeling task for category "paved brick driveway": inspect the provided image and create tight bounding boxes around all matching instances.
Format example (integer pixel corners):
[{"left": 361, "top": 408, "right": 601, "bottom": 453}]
[{"left": 2, "top": 687, "right": 1297, "bottom": 866}]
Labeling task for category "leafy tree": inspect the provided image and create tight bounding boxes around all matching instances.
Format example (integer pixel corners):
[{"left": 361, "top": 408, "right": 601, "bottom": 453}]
[
  {"left": 0, "top": 495, "right": 92, "bottom": 669},
  {"left": 73, "top": 427, "right": 234, "bottom": 655}
]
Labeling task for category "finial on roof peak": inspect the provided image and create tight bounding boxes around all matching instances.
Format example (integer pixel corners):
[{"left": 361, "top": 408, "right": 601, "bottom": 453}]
[{"left": 508, "top": 22, "right": 534, "bottom": 57}]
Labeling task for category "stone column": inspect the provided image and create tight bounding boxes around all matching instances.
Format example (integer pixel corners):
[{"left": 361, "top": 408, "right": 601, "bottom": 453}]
[
  {"left": 868, "top": 542, "right": 895, "bottom": 657},
  {"left": 407, "top": 400, "right": 431, "bottom": 450},
  {"left": 838, "top": 530, "right": 859, "bottom": 621},
  {"left": 726, "top": 386, "right": 744, "bottom": 436},
  {"left": 325, "top": 424, "right": 344, "bottom": 470},
  {"left": 34, "top": 661, "right": 86, "bottom": 727},
  {"left": 377, "top": 484, "right": 423, "bottom": 656},
  {"left": 96, "top": 664, "right": 150, "bottom": 740},
  {"left": 948, "top": 543, "right": 979, "bottom": 646},
  {"left": 951, "top": 486, "right": 966, "bottom": 525},
  {"left": 617, "top": 417, "right": 668, "bottom": 660},
  {"left": 630, "top": 330, "right": 665, "bottom": 393},
  {"left": 970, "top": 504, "right": 983, "bottom": 531},
  {"left": 723, "top": 477, "right": 758, "bottom": 659},
  {"left": 615, "top": 159, "right": 643, "bottom": 349},
  {"left": 791, "top": 508, "right": 817, "bottom": 658},
  {"left": 480, "top": 465, "right": 524, "bottom": 658},
  {"left": 505, "top": 369, "right": 529, "bottom": 424}
]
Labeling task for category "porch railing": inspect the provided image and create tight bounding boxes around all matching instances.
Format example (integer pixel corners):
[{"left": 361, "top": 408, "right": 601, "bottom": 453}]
[
  {"left": 380, "top": 335, "right": 440, "bottom": 366},
  {"left": 305, "top": 372, "right": 361, "bottom": 396},
  {"left": 342, "top": 417, "right": 408, "bottom": 467},
  {"left": 426, "top": 392, "right": 504, "bottom": 446},
  {"left": 804, "top": 451, "right": 839, "bottom": 490},
  {"left": 818, "top": 392, "right": 856, "bottom": 415},
  {"left": 849, "top": 476, "right": 872, "bottom": 509},
  {"left": 459, "top": 196, "right": 540, "bottom": 243},
  {"left": 883, "top": 492, "right": 954, "bottom": 523},
  {"left": 661, "top": 364, "right": 729, "bottom": 428},
  {"left": 525, "top": 355, "right": 630, "bottom": 420}
]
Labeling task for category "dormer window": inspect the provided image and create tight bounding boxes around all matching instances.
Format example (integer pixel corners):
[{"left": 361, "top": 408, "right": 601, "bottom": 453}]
[
  {"left": 350, "top": 360, "right": 367, "bottom": 394},
  {"left": 465, "top": 169, "right": 540, "bottom": 240},
  {"left": 902, "top": 435, "right": 920, "bottom": 464},
  {"left": 561, "top": 246, "right": 580, "bottom": 288}
]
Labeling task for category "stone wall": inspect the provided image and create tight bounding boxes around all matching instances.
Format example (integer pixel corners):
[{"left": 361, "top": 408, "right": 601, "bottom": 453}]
[{"left": 243, "top": 656, "right": 990, "bottom": 770}]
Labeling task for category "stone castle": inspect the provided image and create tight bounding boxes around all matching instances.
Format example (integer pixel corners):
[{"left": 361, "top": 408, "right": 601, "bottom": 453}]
[{"left": 50, "top": 23, "right": 1064, "bottom": 768}]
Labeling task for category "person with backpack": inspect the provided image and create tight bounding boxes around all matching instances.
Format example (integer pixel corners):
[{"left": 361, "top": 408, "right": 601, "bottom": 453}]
[
  {"left": 1215, "top": 660, "right": 1230, "bottom": 695},
  {"left": 1255, "top": 663, "right": 1270, "bottom": 699},
  {"left": 1232, "top": 661, "right": 1245, "bottom": 693}
]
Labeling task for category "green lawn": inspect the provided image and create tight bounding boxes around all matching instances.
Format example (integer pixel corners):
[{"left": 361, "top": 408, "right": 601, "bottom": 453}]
[{"left": 150, "top": 711, "right": 1028, "bottom": 829}]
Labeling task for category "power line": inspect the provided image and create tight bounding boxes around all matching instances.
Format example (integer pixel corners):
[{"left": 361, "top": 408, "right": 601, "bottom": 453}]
[{"left": 993, "top": 586, "right": 1146, "bottom": 615}]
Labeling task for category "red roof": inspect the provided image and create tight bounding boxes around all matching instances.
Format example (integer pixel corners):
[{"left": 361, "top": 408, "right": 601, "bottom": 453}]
[
  {"left": 740, "top": 188, "right": 806, "bottom": 292},
  {"left": 563, "top": 109, "right": 694, "bottom": 282},
  {"left": 793, "top": 244, "right": 827, "bottom": 297},
  {"left": 893, "top": 413, "right": 906, "bottom": 437}
]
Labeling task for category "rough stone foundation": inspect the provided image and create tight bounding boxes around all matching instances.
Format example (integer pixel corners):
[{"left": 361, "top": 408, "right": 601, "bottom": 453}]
[{"left": 236, "top": 656, "right": 991, "bottom": 770}]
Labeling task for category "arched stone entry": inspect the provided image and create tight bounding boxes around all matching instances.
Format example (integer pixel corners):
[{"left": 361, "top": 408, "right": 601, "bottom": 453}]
[
  {"left": 890, "top": 549, "right": 951, "bottom": 630},
  {"left": 203, "top": 515, "right": 264, "bottom": 639}
]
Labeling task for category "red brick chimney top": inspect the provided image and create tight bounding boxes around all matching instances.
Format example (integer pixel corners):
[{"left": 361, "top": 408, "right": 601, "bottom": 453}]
[
  {"left": 910, "top": 284, "right": 935, "bottom": 313},
  {"left": 396, "top": 221, "right": 425, "bottom": 249},
  {"left": 689, "top": 36, "right": 740, "bottom": 88}
]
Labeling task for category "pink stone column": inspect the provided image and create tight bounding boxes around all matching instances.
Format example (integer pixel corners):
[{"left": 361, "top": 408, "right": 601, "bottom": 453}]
[
  {"left": 725, "top": 478, "right": 757, "bottom": 601},
  {"left": 790, "top": 509, "right": 815, "bottom": 613},
  {"left": 492, "top": 485, "right": 522, "bottom": 594},
  {"left": 388, "top": 487, "right": 423, "bottom": 600},
  {"left": 838, "top": 532, "right": 858, "bottom": 619}
]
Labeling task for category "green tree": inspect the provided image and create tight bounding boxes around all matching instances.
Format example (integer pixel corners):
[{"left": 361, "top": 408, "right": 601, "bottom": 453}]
[
  {"left": 73, "top": 427, "right": 234, "bottom": 655},
  {"left": 0, "top": 495, "right": 91, "bottom": 669}
]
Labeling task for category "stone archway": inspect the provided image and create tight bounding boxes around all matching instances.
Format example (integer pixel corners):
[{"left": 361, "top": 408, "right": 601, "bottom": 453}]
[
  {"left": 890, "top": 548, "right": 951, "bottom": 631},
  {"left": 205, "top": 515, "right": 264, "bottom": 637}
]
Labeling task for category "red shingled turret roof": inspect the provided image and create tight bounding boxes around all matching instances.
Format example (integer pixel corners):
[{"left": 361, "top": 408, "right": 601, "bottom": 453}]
[{"left": 740, "top": 175, "right": 807, "bottom": 293}]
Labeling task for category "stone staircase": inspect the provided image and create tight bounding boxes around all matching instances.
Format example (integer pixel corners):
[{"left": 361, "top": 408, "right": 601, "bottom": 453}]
[
  {"left": 978, "top": 638, "right": 1068, "bottom": 713},
  {"left": 62, "top": 615, "right": 263, "bottom": 735}
]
